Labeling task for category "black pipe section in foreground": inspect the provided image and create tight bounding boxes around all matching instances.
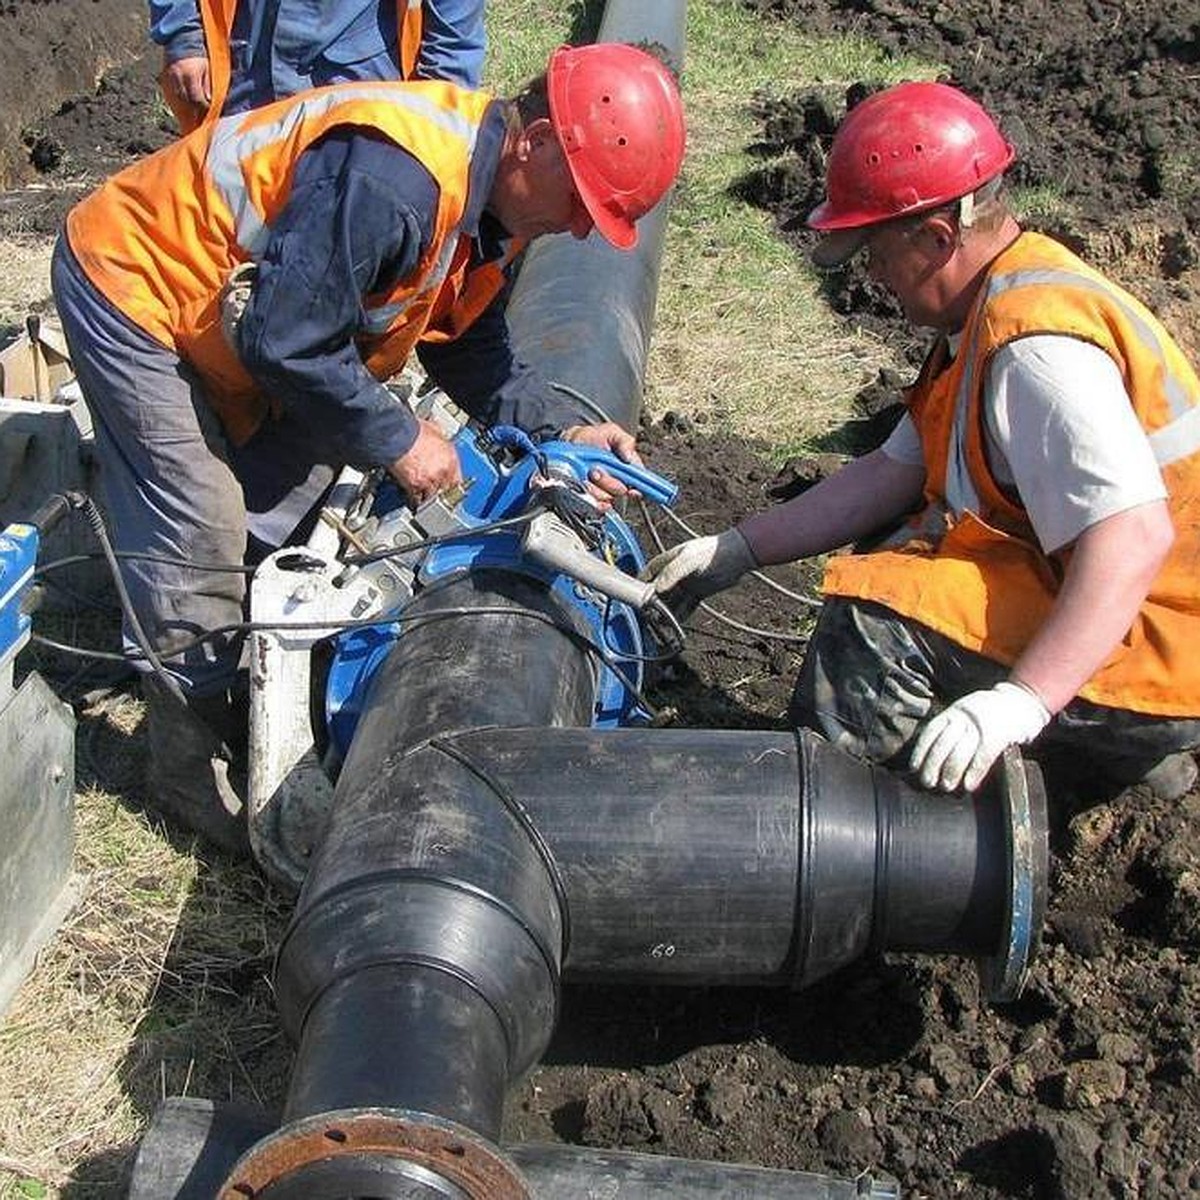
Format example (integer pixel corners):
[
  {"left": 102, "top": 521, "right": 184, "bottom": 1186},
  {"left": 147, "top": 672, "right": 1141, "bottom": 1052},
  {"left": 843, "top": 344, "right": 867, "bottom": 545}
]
[
  {"left": 215, "top": 565, "right": 1046, "bottom": 1198},
  {"left": 279, "top": 572, "right": 595, "bottom": 1137},
  {"left": 418, "top": 724, "right": 1044, "bottom": 991},
  {"left": 131, "top": 1097, "right": 901, "bottom": 1199}
]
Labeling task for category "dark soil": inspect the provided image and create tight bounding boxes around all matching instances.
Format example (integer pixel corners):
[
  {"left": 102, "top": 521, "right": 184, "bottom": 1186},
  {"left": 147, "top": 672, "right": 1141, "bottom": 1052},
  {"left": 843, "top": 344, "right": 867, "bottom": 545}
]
[
  {"left": 3, "top": 2, "right": 1200, "bottom": 1198},
  {"left": 0, "top": 0, "right": 149, "bottom": 191}
]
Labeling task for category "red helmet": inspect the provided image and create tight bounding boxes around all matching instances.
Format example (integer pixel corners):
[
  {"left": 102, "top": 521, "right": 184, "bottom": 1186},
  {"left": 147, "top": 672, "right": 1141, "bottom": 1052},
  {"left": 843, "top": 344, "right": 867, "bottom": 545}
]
[
  {"left": 548, "top": 43, "right": 686, "bottom": 250},
  {"left": 807, "top": 81, "right": 1015, "bottom": 238}
]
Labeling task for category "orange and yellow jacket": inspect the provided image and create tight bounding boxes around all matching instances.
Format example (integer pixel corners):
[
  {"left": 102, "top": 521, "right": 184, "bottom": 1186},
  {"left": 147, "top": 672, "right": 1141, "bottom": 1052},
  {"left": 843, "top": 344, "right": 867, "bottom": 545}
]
[
  {"left": 162, "top": 0, "right": 425, "bottom": 134},
  {"left": 66, "top": 80, "right": 519, "bottom": 445},
  {"left": 823, "top": 231, "right": 1200, "bottom": 717}
]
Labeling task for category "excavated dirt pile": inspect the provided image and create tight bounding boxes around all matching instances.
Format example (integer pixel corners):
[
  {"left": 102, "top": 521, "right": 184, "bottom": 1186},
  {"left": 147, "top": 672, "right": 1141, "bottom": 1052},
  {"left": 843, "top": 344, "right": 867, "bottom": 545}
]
[{"left": 1, "top": 1, "right": 1199, "bottom": 1197}]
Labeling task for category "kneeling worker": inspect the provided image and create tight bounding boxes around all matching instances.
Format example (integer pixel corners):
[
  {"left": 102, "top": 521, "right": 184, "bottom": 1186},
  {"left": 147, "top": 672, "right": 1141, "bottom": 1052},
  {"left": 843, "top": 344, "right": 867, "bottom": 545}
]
[{"left": 645, "top": 81, "right": 1200, "bottom": 800}]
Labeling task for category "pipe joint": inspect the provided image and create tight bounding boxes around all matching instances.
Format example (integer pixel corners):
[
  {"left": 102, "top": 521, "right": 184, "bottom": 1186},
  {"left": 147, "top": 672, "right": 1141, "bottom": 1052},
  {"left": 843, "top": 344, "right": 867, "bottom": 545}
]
[{"left": 277, "top": 871, "right": 561, "bottom": 1080}]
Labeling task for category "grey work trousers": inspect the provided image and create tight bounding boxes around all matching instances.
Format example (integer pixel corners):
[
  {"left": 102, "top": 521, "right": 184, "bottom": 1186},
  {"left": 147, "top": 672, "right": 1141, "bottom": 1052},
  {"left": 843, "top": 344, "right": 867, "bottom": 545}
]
[
  {"left": 791, "top": 596, "right": 1200, "bottom": 788},
  {"left": 51, "top": 239, "right": 334, "bottom": 696}
]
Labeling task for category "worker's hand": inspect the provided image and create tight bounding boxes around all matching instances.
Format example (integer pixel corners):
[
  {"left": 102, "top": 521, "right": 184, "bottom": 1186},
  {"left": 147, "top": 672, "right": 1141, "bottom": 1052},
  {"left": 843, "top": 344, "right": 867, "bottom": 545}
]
[
  {"left": 640, "top": 528, "right": 758, "bottom": 621},
  {"left": 909, "top": 681, "right": 1051, "bottom": 792},
  {"left": 562, "top": 422, "right": 642, "bottom": 505},
  {"left": 161, "top": 53, "right": 212, "bottom": 117},
  {"left": 388, "top": 419, "right": 463, "bottom": 508},
  {"left": 218, "top": 261, "right": 258, "bottom": 351}
]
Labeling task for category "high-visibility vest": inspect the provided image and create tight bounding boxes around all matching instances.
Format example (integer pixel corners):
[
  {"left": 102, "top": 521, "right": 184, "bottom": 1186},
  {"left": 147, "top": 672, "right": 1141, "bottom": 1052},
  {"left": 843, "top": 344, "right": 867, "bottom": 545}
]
[
  {"left": 67, "top": 81, "right": 520, "bottom": 444},
  {"left": 823, "top": 231, "right": 1200, "bottom": 717},
  {"left": 161, "top": 0, "right": 425, "bottom": 134}
]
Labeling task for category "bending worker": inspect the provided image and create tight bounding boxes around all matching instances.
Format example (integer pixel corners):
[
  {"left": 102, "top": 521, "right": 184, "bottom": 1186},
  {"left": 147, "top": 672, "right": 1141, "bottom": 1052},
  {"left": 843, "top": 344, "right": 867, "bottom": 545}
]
[
  {"left": 151, "top": 0, "right": 487, "bottom": 132},
  {"left": 645, "top": 81, "right": 1200, "bottom": 799},
  {"left": 52, "top": 42, "right": 686, "bottom": 851}
]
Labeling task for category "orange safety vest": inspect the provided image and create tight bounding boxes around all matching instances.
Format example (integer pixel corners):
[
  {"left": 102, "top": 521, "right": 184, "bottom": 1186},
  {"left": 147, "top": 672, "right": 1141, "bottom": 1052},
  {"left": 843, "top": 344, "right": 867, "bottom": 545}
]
[
  {"left": 66, "top": 80, "right": 521, "bottom": 445},
  {"left": 823, "top": 231, "right": 1200, "bottom": 716},
  {"left": 162, "top": 0, "right": 425, "bottom": 134}
]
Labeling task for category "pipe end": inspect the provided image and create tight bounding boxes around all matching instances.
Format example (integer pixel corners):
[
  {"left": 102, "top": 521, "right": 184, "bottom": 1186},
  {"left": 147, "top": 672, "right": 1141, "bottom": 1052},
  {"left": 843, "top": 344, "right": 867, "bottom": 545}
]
[
  {"left": 219, "top": 1108, "right": 530, "bottom": 1200},
  {"left": 976, "top": 749, "right": 1049, "bottom": 1004}
]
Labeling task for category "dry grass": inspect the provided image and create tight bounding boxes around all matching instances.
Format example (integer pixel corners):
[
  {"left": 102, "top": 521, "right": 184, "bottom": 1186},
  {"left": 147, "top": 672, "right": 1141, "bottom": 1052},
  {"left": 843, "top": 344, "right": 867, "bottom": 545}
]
[
  {"left": 0, "top": 694, "right": 291, "bottom": 1198},
  {"left": 642, "top": 6, "right": 932, "bottom": 451},
  {"left": 0, "top": 236, "right": 53, "bottom": 332}
]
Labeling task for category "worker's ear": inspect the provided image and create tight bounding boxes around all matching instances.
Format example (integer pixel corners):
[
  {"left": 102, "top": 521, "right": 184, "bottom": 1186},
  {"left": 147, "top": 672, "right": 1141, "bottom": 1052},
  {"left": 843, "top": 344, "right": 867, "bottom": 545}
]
[
  {"left": 523, "top": 117, "right": 555, "bottom": 157},
  {"left": 923, "top": 213, "right": 960, "bottom": 265}
]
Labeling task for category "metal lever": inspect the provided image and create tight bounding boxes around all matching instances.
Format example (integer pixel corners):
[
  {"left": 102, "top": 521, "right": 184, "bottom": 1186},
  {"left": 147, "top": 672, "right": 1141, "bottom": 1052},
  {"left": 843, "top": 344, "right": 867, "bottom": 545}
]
[{"left": 521, "top": 511, "right": 654, "bottom": 609}]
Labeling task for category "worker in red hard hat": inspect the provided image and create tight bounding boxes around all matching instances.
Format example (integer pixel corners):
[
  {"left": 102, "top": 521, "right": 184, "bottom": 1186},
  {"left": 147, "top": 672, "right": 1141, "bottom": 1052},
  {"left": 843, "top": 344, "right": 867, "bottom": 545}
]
[
  {"left": 646, "top": 79, "right": 1200, "bottom": 802},
  {"left": 50, "top": 40, "right": 686, "bottom": 853}
]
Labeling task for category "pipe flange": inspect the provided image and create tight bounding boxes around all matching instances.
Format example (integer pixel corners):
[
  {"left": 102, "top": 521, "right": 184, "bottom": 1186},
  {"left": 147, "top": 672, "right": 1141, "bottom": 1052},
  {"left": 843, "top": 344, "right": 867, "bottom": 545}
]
[
  {"left": 218, "top": 1108, "right": 530, "bottom": 1200},
  {"left": 976, "top": 748, "right": 1049, "bottom": 1003}
]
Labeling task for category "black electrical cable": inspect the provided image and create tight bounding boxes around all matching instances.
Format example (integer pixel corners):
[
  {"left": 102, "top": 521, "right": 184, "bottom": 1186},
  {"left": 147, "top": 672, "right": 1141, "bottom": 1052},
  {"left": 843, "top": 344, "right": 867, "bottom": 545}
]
[
  {"left": 548, "top": 380, "right": 613, "bottom": 426},
  {"left": 75, "top": 494, "right": 189, "bottom": 709},
  {"left": 33, "top": 604, "right": 665, "bottom": 720},
  {"left": 32, "top": 514, "right": 541, "bottom": 581},
  {"left": 35, "top": 550, "right": 257, "bottom": 578},
  {"left": 597, "top": 595, "right": 684, "bottom": 664}
]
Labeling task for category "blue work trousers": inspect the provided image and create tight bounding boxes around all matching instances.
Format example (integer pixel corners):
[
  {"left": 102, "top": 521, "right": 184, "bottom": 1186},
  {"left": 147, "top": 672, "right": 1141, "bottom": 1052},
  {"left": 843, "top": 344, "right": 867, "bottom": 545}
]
[{"left": 51, "top": 239, "right": 334, "bottom": 696}]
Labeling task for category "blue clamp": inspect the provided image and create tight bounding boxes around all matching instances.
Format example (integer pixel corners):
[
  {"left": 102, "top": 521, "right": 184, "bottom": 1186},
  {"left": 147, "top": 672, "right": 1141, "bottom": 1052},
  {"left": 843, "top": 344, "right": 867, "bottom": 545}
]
[{"left": 536, "top": 440, "right": 678, "bottom": 508}]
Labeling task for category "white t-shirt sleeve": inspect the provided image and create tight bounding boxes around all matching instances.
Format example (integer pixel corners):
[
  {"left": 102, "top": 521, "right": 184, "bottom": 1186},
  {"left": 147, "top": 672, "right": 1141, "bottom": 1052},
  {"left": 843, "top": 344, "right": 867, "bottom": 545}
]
[
  {"left": 983, "top": 335, "right": 1167, "bottom": 554},
  {"left": 880, "top": 411, "right": 925, "bottom": 466}
]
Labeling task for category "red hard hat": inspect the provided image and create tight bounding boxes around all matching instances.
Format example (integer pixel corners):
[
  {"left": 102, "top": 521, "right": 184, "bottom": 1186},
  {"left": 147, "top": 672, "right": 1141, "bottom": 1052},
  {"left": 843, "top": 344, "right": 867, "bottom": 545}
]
[
  {"left": 807, "top": 81, "right": 1014, "bottom": 249},
  {"left": 547, "top": 43, "right": 686, "bottom": 250}
]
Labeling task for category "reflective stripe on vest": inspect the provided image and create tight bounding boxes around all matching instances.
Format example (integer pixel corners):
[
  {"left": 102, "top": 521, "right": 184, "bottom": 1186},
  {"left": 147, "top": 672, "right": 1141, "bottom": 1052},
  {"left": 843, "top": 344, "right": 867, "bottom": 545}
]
[
  {"left": 66, "top": 81, "right": 496, "bottom": 446},
  {"left": 207, "top": 84, "right": 478, "bottom": 256}
]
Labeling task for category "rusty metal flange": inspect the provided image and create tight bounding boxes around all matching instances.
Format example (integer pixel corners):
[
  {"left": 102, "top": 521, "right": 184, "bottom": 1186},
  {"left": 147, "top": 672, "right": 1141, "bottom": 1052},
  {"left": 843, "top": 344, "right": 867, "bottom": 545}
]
[{"left": 218, "top": 1107, "right": 530, "bottom": 1200}]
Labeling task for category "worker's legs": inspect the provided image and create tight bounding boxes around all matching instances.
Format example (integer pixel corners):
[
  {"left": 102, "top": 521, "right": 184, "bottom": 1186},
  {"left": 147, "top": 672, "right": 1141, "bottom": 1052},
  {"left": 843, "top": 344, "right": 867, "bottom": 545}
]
[
  {"left": 1039, "top": 702, "right": 1200, "bottom": 802},
  {"left": 228, "top": 417, "right": 337, "bottom": 563},
  {"left": 52, "top": 239, "right": 251, "bottom": 853},
  {"left": 791, "top": 597, "right": 1200, "bottom": 798},
  {"left": 52, "top": 240, "right": 248, "bottom": 690},
  {"left": 790, "top": 597, "right": 987, "bottom": 768}
]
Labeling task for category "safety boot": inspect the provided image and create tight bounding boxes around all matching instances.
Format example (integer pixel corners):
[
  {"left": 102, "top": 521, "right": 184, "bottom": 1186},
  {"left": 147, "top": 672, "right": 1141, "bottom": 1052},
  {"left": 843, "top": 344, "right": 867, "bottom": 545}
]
[
  {"left": 1138, "top": 751, "right": 1198, "bottom": 802},
  {"left": 142, "top": 674, "right": 251, "bottom": 858}
]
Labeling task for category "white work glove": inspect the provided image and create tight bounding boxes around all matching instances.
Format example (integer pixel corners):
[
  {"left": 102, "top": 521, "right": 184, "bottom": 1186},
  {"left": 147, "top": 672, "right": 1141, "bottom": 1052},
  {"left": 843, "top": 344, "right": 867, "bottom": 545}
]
[
  {"left": 219, "top": 261, "right": 258, "bottom": 351},
  {"left": 641, "top": 528, "right": 758, "bottom": 621},
  {"left": 910, "top": 681, "right": 1051, "bottom": 792}
]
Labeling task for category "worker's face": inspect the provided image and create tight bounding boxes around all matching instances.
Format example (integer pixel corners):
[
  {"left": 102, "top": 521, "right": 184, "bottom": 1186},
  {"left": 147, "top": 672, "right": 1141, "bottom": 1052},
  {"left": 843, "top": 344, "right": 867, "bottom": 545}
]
[
  {"left": 864, "top": 213, "right": 957, "bottom": 328},
  {"left": 506, "top": 119, "right": 595, "bottom": 241}
]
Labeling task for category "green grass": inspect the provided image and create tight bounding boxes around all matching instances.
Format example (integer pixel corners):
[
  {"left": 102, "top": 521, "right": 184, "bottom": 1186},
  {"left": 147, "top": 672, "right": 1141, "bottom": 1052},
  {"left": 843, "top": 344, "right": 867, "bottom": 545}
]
[{"left": 489, "top": 0, "right": 938, "bottom": 452}]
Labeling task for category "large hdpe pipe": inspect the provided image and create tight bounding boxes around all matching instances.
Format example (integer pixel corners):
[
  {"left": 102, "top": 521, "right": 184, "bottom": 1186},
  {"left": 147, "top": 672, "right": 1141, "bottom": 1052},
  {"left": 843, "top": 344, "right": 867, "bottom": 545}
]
[
  {"left": 223, "top": 567, "right": 1044, "bottom": 1199},
  {"left": 277, "top": 572, "right": 594, "bottom": 1141},
  {"left": 504, "top": 0, "right": 687, "bottom": 430},
  {"left": 416, "top": 725, "right": 1044, "bottom": 993}
]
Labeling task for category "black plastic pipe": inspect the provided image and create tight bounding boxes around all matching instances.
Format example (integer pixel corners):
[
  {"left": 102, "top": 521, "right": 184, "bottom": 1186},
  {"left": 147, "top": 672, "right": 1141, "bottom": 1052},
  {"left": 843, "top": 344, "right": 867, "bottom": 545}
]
[
  {"left": 279, "top": 572, "right": 595, "bottom": 1136},
  {"left": 504, "top": 0, "right": 687, "bottom": 431},
  {"left": 418, "top": 725, "right": 1038, "bottom": 990},
  {"left": 130, "top": 1097, "right": 902, "bottom": 1199},
  {"left": 242, "top": 563, "right": 1045, "bottom": 1198}
]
